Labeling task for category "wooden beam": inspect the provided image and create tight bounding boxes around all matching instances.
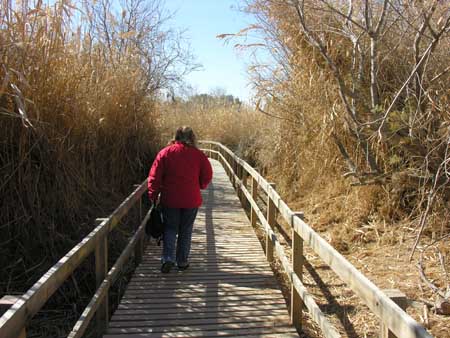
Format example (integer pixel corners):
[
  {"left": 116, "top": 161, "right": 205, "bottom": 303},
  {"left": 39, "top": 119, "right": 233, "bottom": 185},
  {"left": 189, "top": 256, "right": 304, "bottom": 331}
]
[
  {"left": 241, "top": 169, "right": 249, "bottom": 210},
  {"left": 266, "top": 183, "right": 276, "bottom": 263},
  {"left": 0, "top": 297, "right": 25, "bottom": 338},
  {"left": 0, "top": 296, "right": 18, "bottom": 317},
  {"left": 291, "top": 211, "right": 305, "bottom": 331},
  {"left": 250, "top": 177, "right": 258, "bottom": 227},
  {"left": 133, "top": 185, "right": 144, "bottom": 267},
  {"left": 381, "top": 289, "right": 408, "bottom": 338},
  {"left": 95, "top": 218, "right": 109, "bottom": 336},
  {"left": 236, "top": 164, "right": 242, "bottom": 201}
]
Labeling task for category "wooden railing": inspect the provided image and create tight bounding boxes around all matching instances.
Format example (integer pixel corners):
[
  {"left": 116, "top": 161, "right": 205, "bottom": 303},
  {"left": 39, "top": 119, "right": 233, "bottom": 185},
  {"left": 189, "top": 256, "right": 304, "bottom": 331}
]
[
  {"left": 200, "top": 140, "right": 432, "bottom": 338},
  {"left": 0, "top": 181, "right": 149, "bottom": 338}
]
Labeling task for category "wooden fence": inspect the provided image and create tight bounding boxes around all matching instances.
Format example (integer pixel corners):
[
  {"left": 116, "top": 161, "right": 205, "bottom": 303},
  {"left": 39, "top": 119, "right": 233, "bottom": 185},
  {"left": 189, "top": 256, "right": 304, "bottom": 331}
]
[
  {"left": 200, "top": 140, "right": 432, "bottom": 338},
  {"left": 0, "top": 181, "right": 149, "bottom": 338}
]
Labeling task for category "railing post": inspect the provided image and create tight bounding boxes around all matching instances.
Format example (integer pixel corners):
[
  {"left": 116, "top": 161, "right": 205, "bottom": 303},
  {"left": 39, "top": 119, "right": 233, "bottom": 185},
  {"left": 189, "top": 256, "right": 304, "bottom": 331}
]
[
  {"left": 133, "top": 185, "right": 144, "bottom": 267},
  {"left": 291, "top": 211, "right": 305, "bottom": 331},
  {"left": 237, "top": 163, "right": 243, "bottom": 202},
  {"left": 95, "top": 218, "right": 109, "bottom": 337},
  {"left": 241, "top": 169, "right": 248, "bottom": 209},
  {"left": 0, "top": 296, "right": 26, "bottom": 338},
  {"left": 380, "top": 290, "right": 407, "bottom": 338},
  {"left": 232, "top": 158, "right": 237, "bottom": 188},
  {"left": 250, "top": 177, "right": 258, "bottom": 227},
  {"left": 266, "top": 183, "right": 276, "bottom": 263}
]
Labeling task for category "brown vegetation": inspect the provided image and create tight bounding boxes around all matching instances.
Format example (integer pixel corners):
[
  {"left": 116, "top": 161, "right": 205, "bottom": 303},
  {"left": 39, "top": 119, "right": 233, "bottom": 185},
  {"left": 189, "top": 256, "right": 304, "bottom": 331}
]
[
  {"left": 216, "top": 0, "right": 450, "bottom": 335},
  {"left": 158, "top": 92, "right": 262, "bottom": 152},
  {"left": 0, "top": 1, "right": 193, "bottom": 334}
]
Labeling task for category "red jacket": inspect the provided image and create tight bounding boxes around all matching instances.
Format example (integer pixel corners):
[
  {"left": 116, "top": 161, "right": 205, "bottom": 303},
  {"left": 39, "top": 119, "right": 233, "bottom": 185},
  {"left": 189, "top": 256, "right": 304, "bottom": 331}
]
[{"left": 148, "top": 142, "right": 213, "bottom": 208}]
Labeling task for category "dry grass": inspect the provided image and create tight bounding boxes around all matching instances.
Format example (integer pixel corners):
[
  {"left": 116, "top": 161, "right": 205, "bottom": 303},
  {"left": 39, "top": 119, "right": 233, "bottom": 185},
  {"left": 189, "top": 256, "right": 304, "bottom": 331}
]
[
  {"left": 234, "top": 2, "right": 450, "bottom": 324},
  {"left": 158, "top": 99, "right": 263, "bottom": 153},
  {"left": 0, "top": 1, "right": 181, "bottom": 334}
]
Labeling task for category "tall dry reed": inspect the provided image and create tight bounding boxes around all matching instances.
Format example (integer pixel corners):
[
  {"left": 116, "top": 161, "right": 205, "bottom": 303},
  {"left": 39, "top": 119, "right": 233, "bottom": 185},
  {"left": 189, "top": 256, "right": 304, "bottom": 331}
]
[
  {"left": 237, "top": 0, "right": 450, "bottom": 234},
  {"left": 0, "top": 2, "right": 191, "bottom": 327},
  {"left": 158, "top": 94, "right": 263, "bottom": 158}
]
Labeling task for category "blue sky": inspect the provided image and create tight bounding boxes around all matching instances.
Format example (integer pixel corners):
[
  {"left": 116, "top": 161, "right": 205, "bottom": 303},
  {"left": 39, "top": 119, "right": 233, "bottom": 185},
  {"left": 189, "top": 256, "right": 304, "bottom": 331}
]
[{"left": 165, "top": 0, "right": 254, "bottom": 102}]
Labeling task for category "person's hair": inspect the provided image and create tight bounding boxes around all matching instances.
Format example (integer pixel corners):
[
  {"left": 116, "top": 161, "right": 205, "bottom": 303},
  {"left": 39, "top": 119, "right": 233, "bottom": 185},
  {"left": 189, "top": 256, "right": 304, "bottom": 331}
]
[{"left": 170, "top": 126, "right": 197, "bottom": 147}]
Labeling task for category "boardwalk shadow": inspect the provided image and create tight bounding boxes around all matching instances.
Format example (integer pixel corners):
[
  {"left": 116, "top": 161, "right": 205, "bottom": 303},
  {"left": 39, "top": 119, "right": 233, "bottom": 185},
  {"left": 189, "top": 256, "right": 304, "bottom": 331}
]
[
  {"left": 304, "top": 261, "right": 358, "bottom": 338},
  {"left": 203, "top": 182, "right": 219, "bottom": 336}
]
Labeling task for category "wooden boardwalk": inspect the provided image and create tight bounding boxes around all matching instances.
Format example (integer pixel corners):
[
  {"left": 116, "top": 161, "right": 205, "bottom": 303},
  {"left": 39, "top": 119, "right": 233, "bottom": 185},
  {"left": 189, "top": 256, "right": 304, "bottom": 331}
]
[{"left": 104, "top": 160, "right": 298, "bottom": 337}]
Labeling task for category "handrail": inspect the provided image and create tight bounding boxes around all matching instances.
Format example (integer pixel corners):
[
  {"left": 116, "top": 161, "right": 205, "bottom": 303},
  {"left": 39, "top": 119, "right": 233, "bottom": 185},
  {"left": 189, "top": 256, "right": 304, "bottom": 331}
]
[
  {"left": 0, "top": 180, "right": 148, "bottom": 338},
  {"left": 68, "top": 206, "right": 152, "bottom": 338},
  {"left": 199, "top": 140, "right": 432, "bottom": 338}
]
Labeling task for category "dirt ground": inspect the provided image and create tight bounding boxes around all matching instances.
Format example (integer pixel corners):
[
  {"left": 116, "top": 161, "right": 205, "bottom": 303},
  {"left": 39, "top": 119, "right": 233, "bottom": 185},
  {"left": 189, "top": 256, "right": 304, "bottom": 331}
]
[{"left": 250, "top": 209, "right": 449, "bottom": 338}]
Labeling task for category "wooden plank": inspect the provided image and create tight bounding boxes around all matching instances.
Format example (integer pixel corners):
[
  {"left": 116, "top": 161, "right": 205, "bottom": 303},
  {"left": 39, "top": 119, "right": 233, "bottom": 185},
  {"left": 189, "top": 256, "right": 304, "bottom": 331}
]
[
  {"left": 122, "top": 291, "right": 282, "bottom": 301},
  {"left": 104, "top": 326, "right": 298, "bottom": 337},
  {"left": 130, "top": 270, "right": 274, "bottom": 277},
  {"left": 117, "top": 300, "right": 288, "bottom": 311},
  {"left": 68, "top": 279, "right": 111, "bottom": 338},
  {"left": 111, "top": 309, "right": 288, "bottom": 321},
  {"left": 114, "top": 303, "right": 288, "bottom": 315},
  {"left": 291, "top": 274, "right": 341, "bottom": 338},
  {"left": 108, "top": 315, "right": 292, "bottom": 328},
  {"left": 107, "top": 320, "right": 294, "bottom": 334},
  {"left": 134, "top": 268, "right": 271, "bottom": 274},
  {"left": 131, "top": 271, "right": 272, "bottom": 278},
  {"left": 137, "top": 262, "right": 269, "bottom": 268},
  {"left": 119, "top": 294, "right": 284, "bottom": 305},
  {"left": 127, "top": 279, "right": 276, "bottom": 286},
  {"left": 126, "top": 280, "right": 278, "bottom": 289},
  {"left": 123, "top": 286, "right": 282, "bottom": 295},
  {"left": 125, "top": 281, "right": 277, "bottom": 292},
  {"left": 136, "top": 263, "right": 269, "bottom": 269}
]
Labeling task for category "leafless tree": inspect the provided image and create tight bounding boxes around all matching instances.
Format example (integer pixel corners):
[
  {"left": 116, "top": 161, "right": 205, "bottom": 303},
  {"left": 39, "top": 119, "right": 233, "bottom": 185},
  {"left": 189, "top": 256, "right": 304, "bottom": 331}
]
[
  {"left": 82, "top": 0, "right": 199, "bottom": 96},
  {"left": 239, "top": 0, "right": 450, "bottom": 260}
]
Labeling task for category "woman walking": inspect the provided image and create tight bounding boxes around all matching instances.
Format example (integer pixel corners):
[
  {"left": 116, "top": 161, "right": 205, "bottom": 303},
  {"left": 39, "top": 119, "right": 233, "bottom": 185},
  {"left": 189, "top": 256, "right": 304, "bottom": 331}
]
[{"left": 148, "top": 127, "right": 213, "bottom": 273}]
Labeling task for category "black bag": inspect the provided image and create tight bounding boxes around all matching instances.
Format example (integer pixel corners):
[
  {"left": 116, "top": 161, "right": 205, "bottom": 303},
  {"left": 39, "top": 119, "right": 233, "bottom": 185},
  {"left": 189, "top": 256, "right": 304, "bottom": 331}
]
[{"left": 145, "top": 202, "right": 164, "bottom": 245}]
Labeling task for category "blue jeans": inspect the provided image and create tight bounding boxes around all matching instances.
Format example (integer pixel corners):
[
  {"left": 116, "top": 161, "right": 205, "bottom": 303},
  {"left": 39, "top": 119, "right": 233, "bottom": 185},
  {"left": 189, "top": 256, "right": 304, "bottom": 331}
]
[{"left": 161, "top": 207, "right": 198, "bottom": 266}]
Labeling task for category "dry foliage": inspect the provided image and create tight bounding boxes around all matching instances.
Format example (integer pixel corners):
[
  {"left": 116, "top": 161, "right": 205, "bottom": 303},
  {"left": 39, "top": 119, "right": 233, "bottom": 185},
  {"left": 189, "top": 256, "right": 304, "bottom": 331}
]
[
  {"left": 0, "top": 0, "right": 193, "bottom": 328},
  {"left": 158, "top": 93, "right": 263, "bottom": 156},
  {"left": 241, "top": 0, "right": 449, "bottom": 229},
  {"left": 227, "top": 0, "right": 450, "bottom": 324}
]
